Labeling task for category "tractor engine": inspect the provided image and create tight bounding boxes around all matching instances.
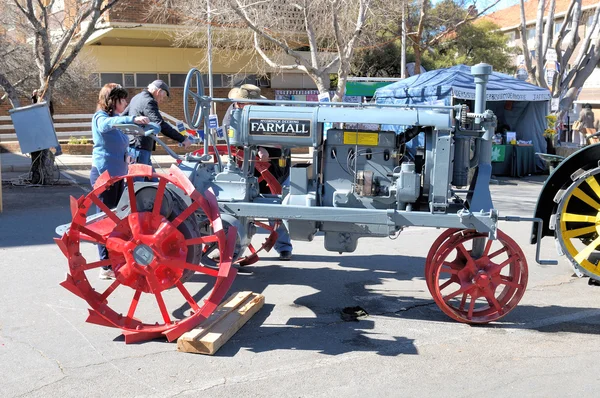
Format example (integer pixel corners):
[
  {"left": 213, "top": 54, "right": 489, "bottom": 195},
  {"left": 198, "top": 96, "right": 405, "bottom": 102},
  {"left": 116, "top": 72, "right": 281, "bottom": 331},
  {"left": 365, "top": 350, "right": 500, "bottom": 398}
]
[{"left": 321, "top": 128, "right": 420, "bottom": 212}]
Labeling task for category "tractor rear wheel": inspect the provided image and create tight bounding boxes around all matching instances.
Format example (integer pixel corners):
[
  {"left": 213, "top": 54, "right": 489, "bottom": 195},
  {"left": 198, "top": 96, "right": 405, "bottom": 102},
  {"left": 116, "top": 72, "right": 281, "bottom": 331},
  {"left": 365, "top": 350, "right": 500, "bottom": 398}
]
[
  {"left": 554, "top": 166, "right": 600, "bottom": 281},
  {"left": 55, "top": 164, "right": 237, "bottom": 343}
]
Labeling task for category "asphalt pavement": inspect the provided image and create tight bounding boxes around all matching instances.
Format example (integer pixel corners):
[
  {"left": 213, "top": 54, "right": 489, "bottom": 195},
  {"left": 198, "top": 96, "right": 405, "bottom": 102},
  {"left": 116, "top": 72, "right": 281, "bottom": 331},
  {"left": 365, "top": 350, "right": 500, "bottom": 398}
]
[{"left": 1, "top": 170, "right": 600, "bottom": 397}]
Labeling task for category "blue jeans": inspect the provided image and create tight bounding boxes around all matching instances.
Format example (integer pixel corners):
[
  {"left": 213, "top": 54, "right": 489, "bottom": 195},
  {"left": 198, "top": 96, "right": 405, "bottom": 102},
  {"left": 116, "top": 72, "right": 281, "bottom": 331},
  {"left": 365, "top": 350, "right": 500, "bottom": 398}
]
[
  {"left": 128, "top": 147, "right": 157, "bottom": 182},
  {"left": 273, "top": 176, "right": 292, "bottom": 253},
  {"left": 274, "top": 223, "right": 292, "bottom": 253},
  {"left": 90, "top": 167, "right": 124, "bottom": 265}
]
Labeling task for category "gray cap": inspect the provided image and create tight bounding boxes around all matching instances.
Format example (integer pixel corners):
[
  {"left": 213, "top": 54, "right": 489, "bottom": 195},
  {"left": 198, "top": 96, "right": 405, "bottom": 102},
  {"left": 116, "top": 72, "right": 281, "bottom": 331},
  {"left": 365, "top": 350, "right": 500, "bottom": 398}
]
[{"left": 151, "top": 79, "right": 170, "bottom": 97}]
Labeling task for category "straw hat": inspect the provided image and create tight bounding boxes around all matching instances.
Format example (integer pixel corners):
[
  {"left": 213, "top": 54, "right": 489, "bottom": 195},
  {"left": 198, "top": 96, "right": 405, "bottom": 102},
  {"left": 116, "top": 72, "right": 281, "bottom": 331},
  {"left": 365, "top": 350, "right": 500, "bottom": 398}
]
[{"left": 228, "top": 86, "right": 261, "bottom": 100}]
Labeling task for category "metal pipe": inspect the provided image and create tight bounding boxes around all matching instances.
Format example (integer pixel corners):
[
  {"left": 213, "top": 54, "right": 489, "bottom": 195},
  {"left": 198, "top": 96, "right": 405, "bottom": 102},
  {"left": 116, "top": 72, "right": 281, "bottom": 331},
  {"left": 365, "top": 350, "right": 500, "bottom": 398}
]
[
  {"left": 498, "top": 216, "right": 558, "bottom": 266},
  {"left": 471, "top": 64, "right": 493, "bottom": 165},
  {"left": 209, "top": 97, "right": 460, "bottom": 110}
]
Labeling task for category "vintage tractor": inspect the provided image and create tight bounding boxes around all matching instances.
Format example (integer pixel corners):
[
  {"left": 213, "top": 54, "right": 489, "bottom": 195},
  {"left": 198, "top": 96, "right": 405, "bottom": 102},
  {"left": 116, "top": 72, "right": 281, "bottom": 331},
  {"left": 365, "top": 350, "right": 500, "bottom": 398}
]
[{"left": 55, "top": 64, "right": 553, "bottom": 343}]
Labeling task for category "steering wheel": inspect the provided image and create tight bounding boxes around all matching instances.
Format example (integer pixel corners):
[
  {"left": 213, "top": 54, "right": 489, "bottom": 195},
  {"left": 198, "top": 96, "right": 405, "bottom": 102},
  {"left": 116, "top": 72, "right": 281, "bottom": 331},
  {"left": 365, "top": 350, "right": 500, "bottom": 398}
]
[{"left": 183, "top": 68, "right": 206, "bottom": 129}]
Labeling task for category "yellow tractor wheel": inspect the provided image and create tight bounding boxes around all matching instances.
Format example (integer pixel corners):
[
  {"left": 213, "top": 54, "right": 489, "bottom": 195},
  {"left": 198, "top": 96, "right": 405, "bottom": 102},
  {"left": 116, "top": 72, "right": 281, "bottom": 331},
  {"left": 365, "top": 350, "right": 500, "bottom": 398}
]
[{"left": 554, "top": 167, "right": 600, "bottom": 281}]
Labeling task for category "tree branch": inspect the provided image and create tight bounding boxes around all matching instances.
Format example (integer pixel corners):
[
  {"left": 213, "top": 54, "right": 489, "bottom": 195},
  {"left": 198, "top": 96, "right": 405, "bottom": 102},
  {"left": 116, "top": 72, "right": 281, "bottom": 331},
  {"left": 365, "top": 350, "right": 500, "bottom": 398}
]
[
  {"left": 228, "top": 0, "right": 317, "bottom": 74},
  {"left": 300, "top": 0, "right": 319, "bottom": 69},
  {"left": 0, "top": 71, "right": 22, "bottom": 108},
  {"left": 542, "top": 0, "right": 556, "bottom": 57},
  {"left": 427, "top": 0, "right": 502, "bottom": 47},
  {"left": 572, "top": 3, "right": 600, "bottom": 74},
  {"left": 534, "top": 0, "right": 548, "bottom": 88},
  {"left": 50, "top": 0, "right": 97, "bottom": 67},
  {"left": 518, "top": 0, "right": 535, "bottom": 81},
  {"left": 252, "top": 32, "right": 305, "bottom": 71},
  {"left": 49, "top": 0, "right": 122, "bottom": 86}
]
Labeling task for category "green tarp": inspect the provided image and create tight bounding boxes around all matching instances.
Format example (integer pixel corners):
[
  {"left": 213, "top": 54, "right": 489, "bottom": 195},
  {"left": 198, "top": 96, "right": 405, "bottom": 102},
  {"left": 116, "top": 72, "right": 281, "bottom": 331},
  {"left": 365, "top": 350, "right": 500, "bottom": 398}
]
[{"left": 345, "top": 81, "right": 395, "bottom": 97}]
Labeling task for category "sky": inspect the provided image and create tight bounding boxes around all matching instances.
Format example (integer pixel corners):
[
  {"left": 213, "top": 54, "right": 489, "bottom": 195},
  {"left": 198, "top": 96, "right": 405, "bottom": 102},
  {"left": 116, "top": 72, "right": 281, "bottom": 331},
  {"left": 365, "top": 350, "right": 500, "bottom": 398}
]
[
  {"left": 483, "top": 0, "right": 521, "bottom": 13},
  {"left": 431, "top": 0, "right": 522, "bottom": 14}
]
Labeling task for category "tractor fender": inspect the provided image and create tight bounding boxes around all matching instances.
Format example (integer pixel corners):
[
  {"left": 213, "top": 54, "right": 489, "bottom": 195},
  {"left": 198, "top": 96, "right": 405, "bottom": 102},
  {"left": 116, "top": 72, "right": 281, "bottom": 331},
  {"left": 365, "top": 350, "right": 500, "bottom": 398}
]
[{"left": 531, "top": 143, "right": 600, "bottom": 244}]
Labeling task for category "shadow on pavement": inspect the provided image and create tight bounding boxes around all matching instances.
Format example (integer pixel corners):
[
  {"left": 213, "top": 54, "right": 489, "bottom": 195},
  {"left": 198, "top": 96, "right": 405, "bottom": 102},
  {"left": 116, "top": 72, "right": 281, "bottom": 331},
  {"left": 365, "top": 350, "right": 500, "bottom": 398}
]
[
  {"left": 182, "top": 255, "right": 600, "bottom": 356},
  {"left": 0, "top": 184, "right": 88, "bottom": 248},
  {"left": 179, "top": 254, "right": 429, "bottom": 357}
]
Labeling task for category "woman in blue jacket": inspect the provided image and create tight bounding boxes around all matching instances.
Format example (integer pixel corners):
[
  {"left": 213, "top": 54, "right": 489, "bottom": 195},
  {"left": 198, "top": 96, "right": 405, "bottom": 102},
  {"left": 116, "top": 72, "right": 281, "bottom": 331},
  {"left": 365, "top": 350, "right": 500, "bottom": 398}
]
[{"left": 92, "top": 83, "right": 149, "bottom": 279}]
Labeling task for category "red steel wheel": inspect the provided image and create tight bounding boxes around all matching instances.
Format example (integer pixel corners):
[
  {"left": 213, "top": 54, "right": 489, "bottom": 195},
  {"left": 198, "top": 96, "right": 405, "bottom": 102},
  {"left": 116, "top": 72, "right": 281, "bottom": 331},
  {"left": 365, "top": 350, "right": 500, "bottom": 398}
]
[
  {"left": 425, "top": 228, "right": 462, "bottom": 295},
  {"left": 429, "top": 229, "right": 528, "bottom": 324},
  {"left": 192, "top": 145, "right": 282, "bottom": 266},
  {"left": 55, "top": 164, "right": 237, "bottom": 343}
]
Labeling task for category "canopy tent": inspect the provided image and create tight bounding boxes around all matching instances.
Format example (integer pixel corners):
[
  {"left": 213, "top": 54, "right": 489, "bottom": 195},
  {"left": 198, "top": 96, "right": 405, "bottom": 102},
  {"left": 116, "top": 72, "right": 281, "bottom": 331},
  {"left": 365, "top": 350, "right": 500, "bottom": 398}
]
[{"left": 374, "top": 65, "right": 551, "bottom": 170}]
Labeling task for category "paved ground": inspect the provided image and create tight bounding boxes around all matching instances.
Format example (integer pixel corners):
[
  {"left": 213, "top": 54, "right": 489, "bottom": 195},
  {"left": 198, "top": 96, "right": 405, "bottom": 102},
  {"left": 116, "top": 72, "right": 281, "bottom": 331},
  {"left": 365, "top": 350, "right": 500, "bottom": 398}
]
[{"left": 1, "top": 170, "right": 600, "bottom": 397}]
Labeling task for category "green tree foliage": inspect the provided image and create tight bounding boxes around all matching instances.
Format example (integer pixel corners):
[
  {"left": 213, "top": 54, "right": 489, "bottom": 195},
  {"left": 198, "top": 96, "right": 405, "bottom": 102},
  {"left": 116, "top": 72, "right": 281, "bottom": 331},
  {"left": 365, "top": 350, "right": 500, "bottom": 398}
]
[
  {"left": 423, "top": 20, "right": 515, "bottom": 73},
  {"left": 352, "top": 0, "right": 514, "bottom": 77},
  {"left": 352, "top": 42, "right": 410, "bottom": 77}
]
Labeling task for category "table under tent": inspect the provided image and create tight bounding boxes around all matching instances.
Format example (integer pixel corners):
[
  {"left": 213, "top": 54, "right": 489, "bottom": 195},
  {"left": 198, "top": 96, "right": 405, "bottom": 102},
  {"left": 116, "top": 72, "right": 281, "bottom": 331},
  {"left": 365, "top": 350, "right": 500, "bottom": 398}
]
[{"left": 374, "top": 64, "right": 552, "bottom": 173}]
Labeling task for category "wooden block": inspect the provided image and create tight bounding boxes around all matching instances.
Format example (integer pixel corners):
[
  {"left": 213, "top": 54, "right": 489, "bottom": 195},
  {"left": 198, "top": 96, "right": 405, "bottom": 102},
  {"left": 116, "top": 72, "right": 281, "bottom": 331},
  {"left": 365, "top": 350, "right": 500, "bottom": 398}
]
[{"left": 177, "top": 291, "right": 264, "bottom": 355}]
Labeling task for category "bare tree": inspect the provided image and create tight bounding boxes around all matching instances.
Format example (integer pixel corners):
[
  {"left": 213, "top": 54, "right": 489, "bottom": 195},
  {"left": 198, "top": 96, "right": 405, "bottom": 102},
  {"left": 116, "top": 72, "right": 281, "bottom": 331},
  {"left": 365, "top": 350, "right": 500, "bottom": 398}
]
[
  {"left": 408, "top": 0, "right": 502, "bottom": 74},
  {"left": 518, "top": 0, "right": 600, "bottom": 119},
  {"left": 155, "top": 0, "right": 372, "bottom": 101},
  {"left": 0, "top": 0, "right": 122, "bottom": 108},
  {"left": 0, "top": 25, "right": 34, "bottom": 108}
]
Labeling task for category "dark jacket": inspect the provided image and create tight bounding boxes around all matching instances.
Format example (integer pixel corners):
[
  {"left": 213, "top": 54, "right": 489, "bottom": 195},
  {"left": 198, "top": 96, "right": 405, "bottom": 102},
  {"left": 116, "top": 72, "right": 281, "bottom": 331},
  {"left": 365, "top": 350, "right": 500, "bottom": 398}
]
[{"left": 122, "top": 90, "right": 185, "bottom": 151}]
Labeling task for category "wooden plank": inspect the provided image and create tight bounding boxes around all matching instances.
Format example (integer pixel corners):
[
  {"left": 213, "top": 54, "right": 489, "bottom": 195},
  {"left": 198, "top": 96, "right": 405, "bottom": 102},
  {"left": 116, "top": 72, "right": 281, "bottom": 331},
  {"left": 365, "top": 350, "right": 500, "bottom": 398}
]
[
  {"left": 53, "top": 114, "right": 93, "bottom": 120},
  {"left": 0, "top": 114, "right": 92, "bottom": 121},
  {"left": 0, "top": 131, "right": 92, "bottom": 142},
  {"left": 177, "top": 291, "right": 264, "bottom": 355},
  {"left": 0, "top": 122, "right": 90, "bottom": 130}
]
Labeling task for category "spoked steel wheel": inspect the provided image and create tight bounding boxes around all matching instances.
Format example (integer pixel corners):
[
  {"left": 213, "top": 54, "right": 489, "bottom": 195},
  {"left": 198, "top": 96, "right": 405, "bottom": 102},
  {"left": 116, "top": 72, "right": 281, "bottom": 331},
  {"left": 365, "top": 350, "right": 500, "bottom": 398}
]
[
  {"left": 429, "top": 229, "right": 528, "bottom": 323},
  {"left": 55, "top": 164, "right": 237, "bottom": 343},
  {"left": 555, "top": 166, "right": 600, "bottom": 281},
  {"left": 183, "top": 68, "right": 206, "bottom": 129},
  {"left": 425, "top": 228, "right": 462, "bottom": 295}
]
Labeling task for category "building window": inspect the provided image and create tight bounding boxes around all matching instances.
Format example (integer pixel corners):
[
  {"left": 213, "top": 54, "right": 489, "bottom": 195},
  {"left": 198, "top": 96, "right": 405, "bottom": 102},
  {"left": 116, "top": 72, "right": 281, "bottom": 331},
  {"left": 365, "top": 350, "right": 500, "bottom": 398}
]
[
  {"left": 527, "top": 27, "right": 536, "bottom": 41},
  {"left": 136, "top": 73, "right": 158, "bottom": 88},
  {"left": 257, "top": 74, "right": 270, "bottom": 87},
  {"left": 505, "top": 31, "right": 516, "bottom": 46},
  {"left": 222, "top": 74, "right": 234, "bottom": 88},
  {"left": 170, "top": 73, "right": 187, "bottom": 88},
  {"left": 554, "top": 20, "right": 563, "bottom": 35},
  {"left": 100, "top": 73, "right": 123, "bottom": 86},
  {"left": 93, "top": 72, "right": 272, "bottom": 91},
  {"left": 203, "top": 74, "right": 224, "bottom": 88},
  {"left": 158, "top": 73, "right": 169, "bottom": 84},
  {"left": 124, "top": 73, "right": 135, "bottom": 88}
]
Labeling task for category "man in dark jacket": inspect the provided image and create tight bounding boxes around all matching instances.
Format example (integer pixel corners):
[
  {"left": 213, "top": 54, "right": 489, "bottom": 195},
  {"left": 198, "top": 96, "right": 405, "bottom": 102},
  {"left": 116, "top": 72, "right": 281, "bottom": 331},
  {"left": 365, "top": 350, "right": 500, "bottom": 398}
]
[{"left": 123, "top": 80, "right": 191, "bottom": 166}]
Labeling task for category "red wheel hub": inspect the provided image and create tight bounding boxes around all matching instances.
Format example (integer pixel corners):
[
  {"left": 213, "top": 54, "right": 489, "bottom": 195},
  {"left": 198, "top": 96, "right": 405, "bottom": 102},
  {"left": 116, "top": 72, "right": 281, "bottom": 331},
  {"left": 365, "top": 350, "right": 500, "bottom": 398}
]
[{"left": 106, "top": 212, "right": 188, "bottom": 293}]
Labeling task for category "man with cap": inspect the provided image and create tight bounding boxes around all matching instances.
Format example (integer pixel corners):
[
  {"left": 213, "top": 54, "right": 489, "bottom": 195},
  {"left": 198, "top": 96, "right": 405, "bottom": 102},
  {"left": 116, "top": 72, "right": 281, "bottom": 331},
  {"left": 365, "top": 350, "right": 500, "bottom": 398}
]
[
  {"left": 223, "top": 84, "right": 294, "bottom": 261},
  {"left": 123, "top": 80, "right": 192, "bottom": 167}
]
